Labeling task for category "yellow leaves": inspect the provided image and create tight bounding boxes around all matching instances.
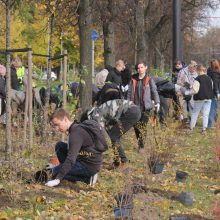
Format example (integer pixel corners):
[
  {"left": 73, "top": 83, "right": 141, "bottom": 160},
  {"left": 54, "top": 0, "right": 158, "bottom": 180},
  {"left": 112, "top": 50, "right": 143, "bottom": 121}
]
[
  {"left": 35, "top": 195, "right": 46, "bottom": 203},
  {"left": 151, "top": 199, "right": 170, "bottom": 211},
  {"left": 0, "top": 211, "right": 8, "bottom": 220},
  {"left": 190, "top": 208, "right": 204, "bottom": 215},
  {"left": 162, "top": 199, "right": 170, "bottom": 210}
]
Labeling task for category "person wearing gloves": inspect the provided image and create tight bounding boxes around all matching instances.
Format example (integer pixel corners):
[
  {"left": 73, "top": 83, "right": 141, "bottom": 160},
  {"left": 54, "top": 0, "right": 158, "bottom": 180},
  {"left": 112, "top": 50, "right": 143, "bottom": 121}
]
[
  {"left": 45, "top": 108, "right": 108, "bottom": 187},
  {"left": 179, "top": 64, "right": 213, "bottom": 133},
  {"left": 127, "top": 61, "right": 160, "bottom": 151}
]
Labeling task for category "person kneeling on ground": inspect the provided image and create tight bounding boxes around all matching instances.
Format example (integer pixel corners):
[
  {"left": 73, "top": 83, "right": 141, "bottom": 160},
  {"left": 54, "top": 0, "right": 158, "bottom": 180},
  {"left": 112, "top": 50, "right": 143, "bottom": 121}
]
[
  {"left": 80, "top": 99, "right": 141, "bottom": 169},
  {"left": 45, "top": 108, "right": 108, "bottom": 187}
]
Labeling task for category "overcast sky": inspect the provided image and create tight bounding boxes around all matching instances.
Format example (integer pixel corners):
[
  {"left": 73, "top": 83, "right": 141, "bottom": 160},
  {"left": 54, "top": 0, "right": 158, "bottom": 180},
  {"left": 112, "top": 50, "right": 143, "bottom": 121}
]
[{"left": 207, "top": 7, "right": 220, "bottom": 27}]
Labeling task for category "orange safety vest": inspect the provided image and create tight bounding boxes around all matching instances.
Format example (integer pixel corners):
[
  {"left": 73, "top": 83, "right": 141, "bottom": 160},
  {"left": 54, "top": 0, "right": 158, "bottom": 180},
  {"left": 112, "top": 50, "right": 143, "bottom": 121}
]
[{"left": 131, "top": 76, "right": 150, "bottom": 104}]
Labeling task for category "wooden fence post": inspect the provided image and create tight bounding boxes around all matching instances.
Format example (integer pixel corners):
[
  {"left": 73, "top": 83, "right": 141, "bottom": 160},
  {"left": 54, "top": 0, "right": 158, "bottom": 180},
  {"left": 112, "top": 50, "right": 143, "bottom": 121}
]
[
  {"left": 28, "top": 47, "right": 33, "bottom": 149},
  {"left": 63, "top": 50, "right": 68, "bottom": 109}
]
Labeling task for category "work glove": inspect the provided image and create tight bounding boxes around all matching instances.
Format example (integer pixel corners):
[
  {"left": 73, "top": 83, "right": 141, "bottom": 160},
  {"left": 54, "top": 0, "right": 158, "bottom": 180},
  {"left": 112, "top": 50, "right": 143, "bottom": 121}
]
[
  {"left": 121, "top": 85, "right": 129, "bottom": 92},
  {"left": 45, "top": 179, "right": 60, "bottom": 187},
  {"left": 155, "top": 103, "right": 160, "bottom": 113}
]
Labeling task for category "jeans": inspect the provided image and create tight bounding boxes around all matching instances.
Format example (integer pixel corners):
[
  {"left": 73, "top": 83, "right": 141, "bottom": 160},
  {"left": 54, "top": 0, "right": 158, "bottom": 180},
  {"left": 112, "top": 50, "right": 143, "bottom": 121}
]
[
  {"left": 208, "top": 98, "right": 218, "bottom": 127},
  {"left": 190, "top": 100, "right": 211, "bottom": 130},
  {"left": 108, "top": 105, "right": 141, "bottom": 163},
  {"left": 52, "top": 141, "right": 95, "bottom": 183}
]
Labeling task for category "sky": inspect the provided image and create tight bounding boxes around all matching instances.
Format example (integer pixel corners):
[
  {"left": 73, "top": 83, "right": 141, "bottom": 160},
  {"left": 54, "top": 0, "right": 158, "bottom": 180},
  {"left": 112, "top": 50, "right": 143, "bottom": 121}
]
[{"left": 207, "top": 7, "right": 220, "bottom": 27}]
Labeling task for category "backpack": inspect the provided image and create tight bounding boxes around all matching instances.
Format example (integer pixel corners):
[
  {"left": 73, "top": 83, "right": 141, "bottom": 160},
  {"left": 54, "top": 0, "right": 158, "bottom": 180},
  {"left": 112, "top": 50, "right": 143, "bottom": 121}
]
[
  {"left": 78, "top": 120, "right": 108, "bottom": 153},
  {"left": 96, "top": 83, "right": 122, "bottom": 106}
]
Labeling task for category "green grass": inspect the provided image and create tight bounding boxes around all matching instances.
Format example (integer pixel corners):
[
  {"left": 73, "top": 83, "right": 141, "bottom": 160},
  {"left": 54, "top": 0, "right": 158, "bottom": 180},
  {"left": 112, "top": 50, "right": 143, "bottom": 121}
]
[{"left": 0, "top": 117, "right": 220, "bottom": 219}]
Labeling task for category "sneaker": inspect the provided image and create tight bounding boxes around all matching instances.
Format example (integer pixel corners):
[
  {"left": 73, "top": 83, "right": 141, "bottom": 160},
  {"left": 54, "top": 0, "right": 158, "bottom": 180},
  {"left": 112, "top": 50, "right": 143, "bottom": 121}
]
[
  {"left": 201, "top": 129, "right": 206, "bottom": 135},
  {"left": 90, "top": 173, "right": 98, "bottom": 187},
  {"left": 208, "top": 126, "right": 216, "bottom": 129}
]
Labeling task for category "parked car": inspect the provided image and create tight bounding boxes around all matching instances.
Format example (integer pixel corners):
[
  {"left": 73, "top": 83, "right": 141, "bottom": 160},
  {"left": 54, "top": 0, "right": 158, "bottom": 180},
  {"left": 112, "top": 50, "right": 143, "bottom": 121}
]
[{"left": 42, "top": 71, "right": 57, "bottom": 81}]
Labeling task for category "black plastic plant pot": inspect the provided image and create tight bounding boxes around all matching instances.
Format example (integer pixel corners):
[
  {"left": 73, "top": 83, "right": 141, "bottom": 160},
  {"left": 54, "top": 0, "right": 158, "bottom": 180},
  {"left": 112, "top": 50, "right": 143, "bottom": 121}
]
[
  {"left": 114, "top": 204, "right": 133, "bottom": 220},
  {"left": 169, "top": 217, "right": 188, "bottom": 220},
  {"left": 176, "top": 171, "right": 188, "bottom": 183},
  {"left": 149, "top": 160, "right": 164, "bottom": 174},
  {"left": 34, "top": 170, "right": 48, "bottom": 183},
  {"left": 178, "top": 192, "right": 194, "bottom": 206}
]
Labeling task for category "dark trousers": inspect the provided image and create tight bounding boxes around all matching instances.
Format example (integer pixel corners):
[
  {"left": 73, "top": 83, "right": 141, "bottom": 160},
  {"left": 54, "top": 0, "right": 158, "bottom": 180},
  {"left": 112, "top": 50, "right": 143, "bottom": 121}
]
[
  {"left": 52, "top": 141, "right": 95, "bottom": 183},
  {"left": 134, "top": 111, "right": 150, "bottom": 149},
  {"left": 159, "top": 96, "right": 169, "bottom": 126},
  {"left": 108, "top": 105, "right": 141, "bottom": 164},
  {"left": 172, "top": 94, "right": 180, "bottom": 119},
  {"left": 208, "top": 97, "right": 218, "bottom": 127}
]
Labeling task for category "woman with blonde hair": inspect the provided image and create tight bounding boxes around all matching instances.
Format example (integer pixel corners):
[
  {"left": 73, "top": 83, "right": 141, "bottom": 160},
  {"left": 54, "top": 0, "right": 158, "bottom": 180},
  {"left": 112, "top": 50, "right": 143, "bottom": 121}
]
[
  {"left": 207, "top": 59, "right": 220, "bottom": 128},
  {"left": 189, "top": 64, "right": 213, "bottom": 133}
]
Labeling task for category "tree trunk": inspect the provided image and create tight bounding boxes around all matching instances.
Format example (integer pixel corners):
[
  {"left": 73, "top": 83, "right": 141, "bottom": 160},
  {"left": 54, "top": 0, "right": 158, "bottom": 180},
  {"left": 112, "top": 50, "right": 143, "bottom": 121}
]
[
  {"left": 103, "top": 20, "right": 115, "bottom": 66},
  {"left": 135, "top": 0, "right": 147, "bottom": 62},
  {"left": 103, "top": 0, "right": 115, "bottom": 66},
  {"left": 41, "top": 14, "right": 54, "bottom": 143},
  {"left": 79, "top": 0, "right": 92, "bottom": 111},
  {"left": 5, "top": 0, "right": 12, "bottom": 160}
]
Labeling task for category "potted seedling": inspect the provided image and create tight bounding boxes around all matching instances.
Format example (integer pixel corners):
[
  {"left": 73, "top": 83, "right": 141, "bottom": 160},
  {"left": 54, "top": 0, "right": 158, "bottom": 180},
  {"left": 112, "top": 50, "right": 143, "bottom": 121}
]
[
  {"left": 145, "top": 122, "right": 175, "bottom": 174},
  {"left": 148, "top": 152, "right": 165, "bottom": 174},
  {"left": 114, "top": 191, "right": 133, "bottom": 220},
  {"left": 176, "top": 170, "right": 188, "bottom": 183}
]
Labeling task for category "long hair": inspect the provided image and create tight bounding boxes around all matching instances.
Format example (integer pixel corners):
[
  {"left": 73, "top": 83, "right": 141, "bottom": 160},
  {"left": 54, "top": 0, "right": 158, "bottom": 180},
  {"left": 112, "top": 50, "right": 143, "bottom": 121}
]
[
  {"left": 196, "top": 64, "right": 206, "bottom": 75},
  {"left": 211, "top": 59, "right": 220, "bottom": 73}
]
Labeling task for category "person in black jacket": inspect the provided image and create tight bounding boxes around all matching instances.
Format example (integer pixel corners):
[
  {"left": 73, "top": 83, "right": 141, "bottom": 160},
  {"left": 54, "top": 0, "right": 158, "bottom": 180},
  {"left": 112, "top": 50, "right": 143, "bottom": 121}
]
[
  {"left": 181, "top": 65, "right": 213, "bottom": 133},
  {"left": 45, "top": 108, "right": 108, "bottom": 187},
  {"left": 153, "top": 77, "right": 176, "bottom": 126},
  {"left": 10, "top": 59, "right": 20, "bottom": 91},
  {"left": 105, "top": 60, "right": 125, "bottom": 86},
  {"left": 207, "top": 59, "right": 220, "bottom": 128}
]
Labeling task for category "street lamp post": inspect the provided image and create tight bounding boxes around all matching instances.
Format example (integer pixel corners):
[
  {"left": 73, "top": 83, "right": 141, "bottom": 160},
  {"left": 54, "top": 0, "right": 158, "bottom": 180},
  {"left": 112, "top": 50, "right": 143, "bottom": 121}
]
[{"left": 173, "top": 0, "right": 183, "bottom": 63}]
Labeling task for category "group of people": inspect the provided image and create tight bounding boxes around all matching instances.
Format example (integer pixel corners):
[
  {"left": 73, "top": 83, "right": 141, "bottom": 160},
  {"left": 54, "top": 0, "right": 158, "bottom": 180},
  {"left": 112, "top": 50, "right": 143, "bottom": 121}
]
[
  {"left": 173, "top": 59, "right": 220, "bottom": 133},
  {"left": 46, "top": 58, "right": 220, "bottom": 188},
  {"left": 1, "top": 57, "right": 220, "bottom": 187},
  {"left": 0, "top": 57, "right": 26, "bottom": 125}
]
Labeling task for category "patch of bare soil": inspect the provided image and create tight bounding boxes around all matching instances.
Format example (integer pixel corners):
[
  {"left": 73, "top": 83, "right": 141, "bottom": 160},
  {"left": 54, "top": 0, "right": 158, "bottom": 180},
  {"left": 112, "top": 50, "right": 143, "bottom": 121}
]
[
  {"left": 170, "top": 214, "right": 212, "bottom": 220},
  {"left": 0, "top": 189, "right": 29, "bottom": 210},
  {"left": 133, "top": 191, "right": 165, "bottom": 220}
]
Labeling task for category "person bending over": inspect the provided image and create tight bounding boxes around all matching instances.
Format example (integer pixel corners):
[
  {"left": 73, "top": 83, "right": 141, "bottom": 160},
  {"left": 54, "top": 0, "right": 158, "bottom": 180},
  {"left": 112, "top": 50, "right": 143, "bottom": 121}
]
[{"left": 80, "top": 99, "right": 141, "bottom": 169}]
